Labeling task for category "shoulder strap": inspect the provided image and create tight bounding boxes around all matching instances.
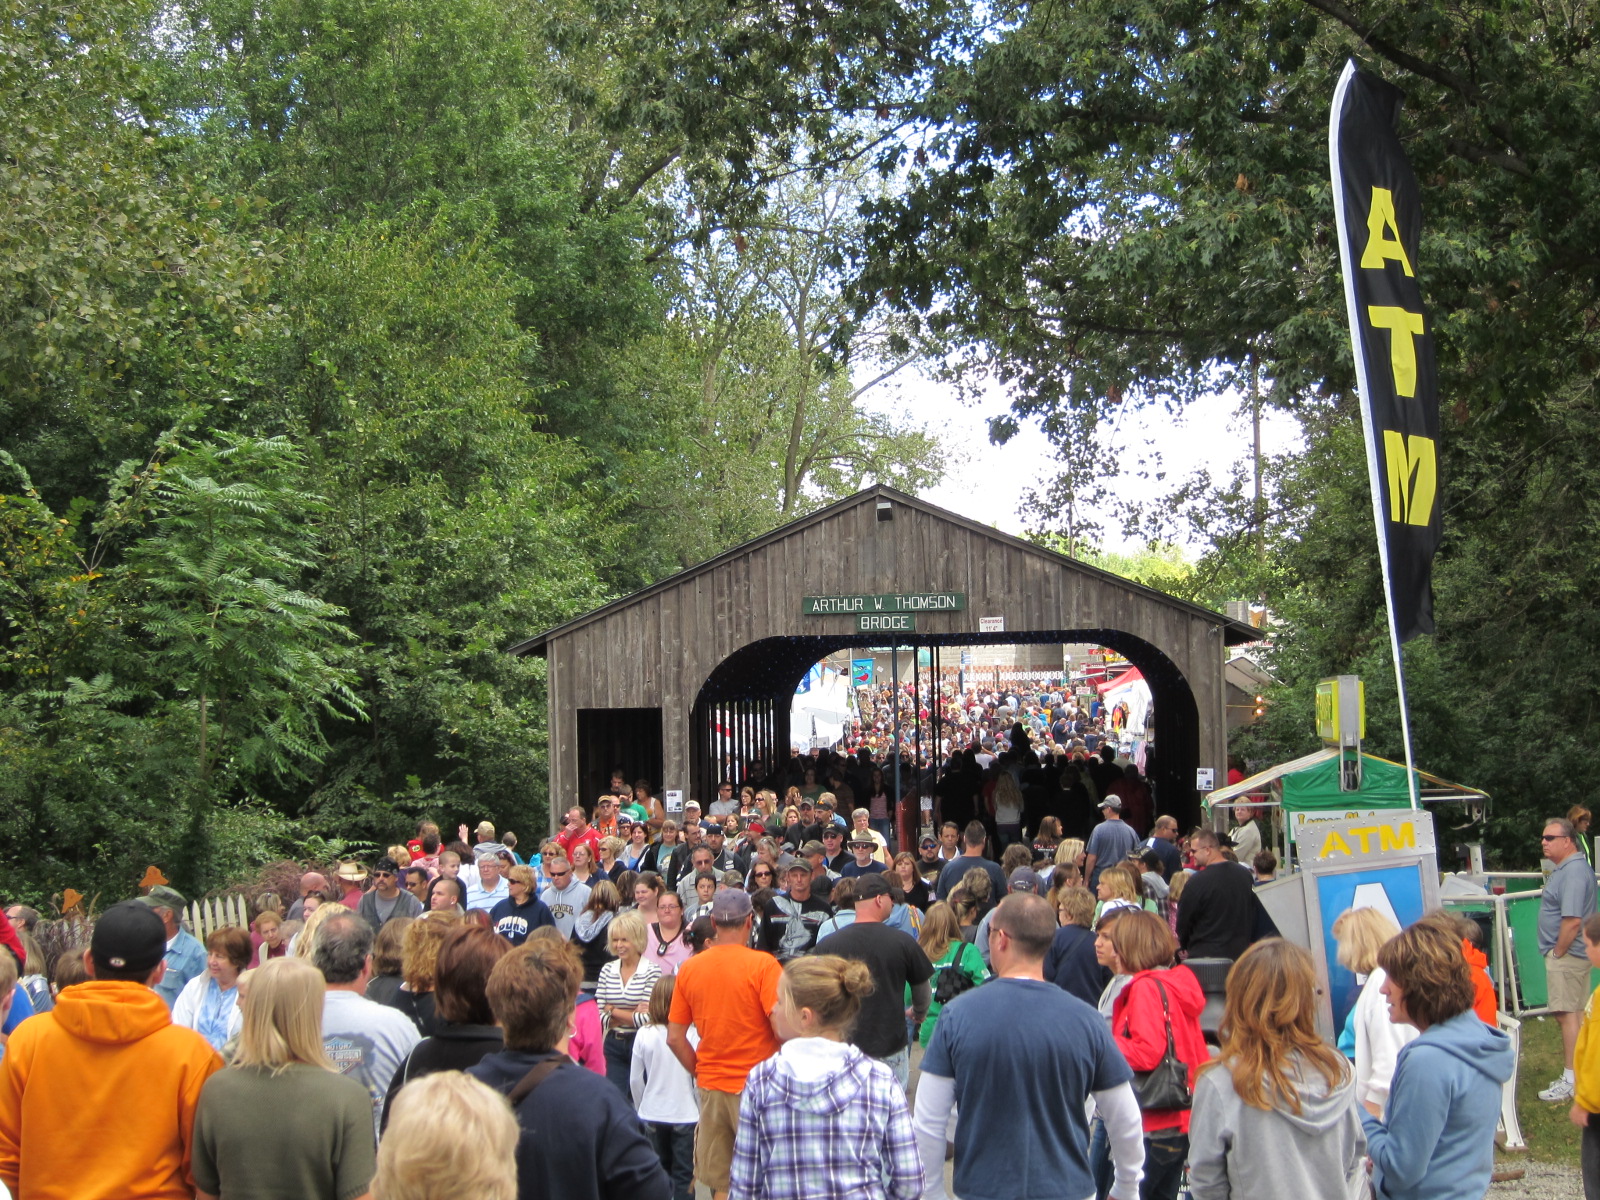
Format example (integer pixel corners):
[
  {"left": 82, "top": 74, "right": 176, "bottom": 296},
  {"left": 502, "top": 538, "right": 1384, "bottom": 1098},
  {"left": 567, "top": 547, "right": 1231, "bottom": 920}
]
[{"left": 508, "top": 1057, "right": 567, "bottom": 1105}]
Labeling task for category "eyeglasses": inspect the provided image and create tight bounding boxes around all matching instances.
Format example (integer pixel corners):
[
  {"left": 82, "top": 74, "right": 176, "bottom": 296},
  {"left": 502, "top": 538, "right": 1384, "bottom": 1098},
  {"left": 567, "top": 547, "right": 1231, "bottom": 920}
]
[
  {"left": 548, "top": 870, "right": 571, "bottom": 879},
  {"left": 373, "top": 871, "right": 395, "bottom": 879},
  {"left": 1542, "top": 834, "right": 1571, "bottom": 842}
]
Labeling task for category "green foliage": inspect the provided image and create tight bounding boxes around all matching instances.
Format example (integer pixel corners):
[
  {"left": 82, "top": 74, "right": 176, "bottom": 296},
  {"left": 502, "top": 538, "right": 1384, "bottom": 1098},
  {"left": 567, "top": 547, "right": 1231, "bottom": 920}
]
[
  {"left": 858, "top": 0, "right": 1600, "bottom": 443},
  {"left": 0, "top": 430, "right": 361, "bottom": 896},
  {"left": 0, "top": 0, "right": 275, "bottom": 507},
  {"left": 618, "top": 171, "right": 947, "bottom": 571},
  {"left": 2, "top": 0, "right": 967, "bottom": 901}
]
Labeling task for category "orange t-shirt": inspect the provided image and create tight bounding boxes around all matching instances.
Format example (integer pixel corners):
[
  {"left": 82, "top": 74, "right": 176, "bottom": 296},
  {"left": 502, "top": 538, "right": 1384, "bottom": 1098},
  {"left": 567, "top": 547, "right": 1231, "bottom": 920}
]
[
  {"left": 1463, "top": 939, "right": 1497, "bottom": 1025},
  {"left": 668, "top": 943, "right": 782, "bottom": 1093}
]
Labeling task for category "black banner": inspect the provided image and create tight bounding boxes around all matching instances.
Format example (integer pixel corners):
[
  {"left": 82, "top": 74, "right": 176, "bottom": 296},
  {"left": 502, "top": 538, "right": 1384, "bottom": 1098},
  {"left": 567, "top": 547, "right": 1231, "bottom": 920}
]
[{"left": 1330, "top": 61, "right": 1440, "bottom": 642}]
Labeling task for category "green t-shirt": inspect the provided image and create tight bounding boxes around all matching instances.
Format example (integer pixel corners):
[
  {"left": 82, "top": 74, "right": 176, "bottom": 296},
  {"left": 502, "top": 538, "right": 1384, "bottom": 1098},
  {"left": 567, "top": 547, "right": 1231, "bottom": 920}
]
[{"left": 193, "top": 1063, "right": 377, "bottom": 1200}]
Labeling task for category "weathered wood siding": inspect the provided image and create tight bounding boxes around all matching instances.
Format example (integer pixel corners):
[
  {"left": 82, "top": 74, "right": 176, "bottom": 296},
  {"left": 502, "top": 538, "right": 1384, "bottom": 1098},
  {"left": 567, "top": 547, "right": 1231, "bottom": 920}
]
[{"left": 537, "top": 489, "right": 1234, "bottom": 827}]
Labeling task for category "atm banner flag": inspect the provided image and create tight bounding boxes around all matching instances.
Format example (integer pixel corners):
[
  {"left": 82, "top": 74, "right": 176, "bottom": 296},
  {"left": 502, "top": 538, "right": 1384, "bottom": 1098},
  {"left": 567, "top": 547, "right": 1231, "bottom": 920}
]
[{"left": 1330, "top": 61, "right": 1441, "bottom": 642}]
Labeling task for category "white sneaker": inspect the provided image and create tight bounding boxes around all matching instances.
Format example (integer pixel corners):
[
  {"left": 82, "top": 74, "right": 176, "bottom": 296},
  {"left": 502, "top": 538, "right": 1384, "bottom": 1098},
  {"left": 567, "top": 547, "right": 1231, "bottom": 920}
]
[{"left": 1539, "top": 1077, "right": 1574, "bottom": 1102}]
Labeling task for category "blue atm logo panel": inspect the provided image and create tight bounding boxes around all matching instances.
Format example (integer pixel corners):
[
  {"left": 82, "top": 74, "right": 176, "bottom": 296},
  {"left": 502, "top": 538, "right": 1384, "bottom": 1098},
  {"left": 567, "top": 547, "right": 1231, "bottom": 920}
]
[{"left": 1318, "top": 865, "right": 1427, "bottom": 1033}]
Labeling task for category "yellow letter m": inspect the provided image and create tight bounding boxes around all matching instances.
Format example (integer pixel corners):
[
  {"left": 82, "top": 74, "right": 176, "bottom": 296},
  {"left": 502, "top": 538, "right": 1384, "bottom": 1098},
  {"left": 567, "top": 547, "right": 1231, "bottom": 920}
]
[{"left": 1383, "top": 431, "right": 1437, "bottom": 526}]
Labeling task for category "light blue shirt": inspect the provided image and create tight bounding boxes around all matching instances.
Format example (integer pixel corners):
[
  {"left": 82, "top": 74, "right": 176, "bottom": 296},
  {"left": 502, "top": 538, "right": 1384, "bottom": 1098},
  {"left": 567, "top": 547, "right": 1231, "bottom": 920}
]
[
  {"left": 155, "top": 928, "right": 206, "bottom": 1009},
  {"left": 466, "top": 875, "right": 510, "bottom": 912}
]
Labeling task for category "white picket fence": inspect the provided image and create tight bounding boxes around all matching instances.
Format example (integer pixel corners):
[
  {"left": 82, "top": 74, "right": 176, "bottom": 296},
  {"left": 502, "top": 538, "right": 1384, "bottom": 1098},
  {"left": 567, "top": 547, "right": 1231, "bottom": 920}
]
[{"left": 184, "top": 894, "right": 252, "bottom": 941}]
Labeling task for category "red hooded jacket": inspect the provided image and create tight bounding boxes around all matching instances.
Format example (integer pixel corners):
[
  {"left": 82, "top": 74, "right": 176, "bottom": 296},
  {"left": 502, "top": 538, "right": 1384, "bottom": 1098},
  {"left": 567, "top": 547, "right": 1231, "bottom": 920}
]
[{"left": 1110, "top": 965, "right": 1209, "bottom": 1133}]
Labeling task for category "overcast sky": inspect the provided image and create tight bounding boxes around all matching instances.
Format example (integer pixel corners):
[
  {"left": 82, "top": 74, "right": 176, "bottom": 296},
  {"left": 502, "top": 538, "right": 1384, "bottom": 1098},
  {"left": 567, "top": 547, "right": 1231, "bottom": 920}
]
[{"left": 864, "top": 369, "right": 1305, "bottom": 553}]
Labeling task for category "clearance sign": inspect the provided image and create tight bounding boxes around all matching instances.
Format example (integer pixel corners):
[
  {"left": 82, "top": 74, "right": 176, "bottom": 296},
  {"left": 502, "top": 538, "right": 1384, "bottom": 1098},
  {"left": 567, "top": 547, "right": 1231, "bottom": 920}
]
[{"left": 1330, "top": 62, "right": 1441, "bottom": 643}]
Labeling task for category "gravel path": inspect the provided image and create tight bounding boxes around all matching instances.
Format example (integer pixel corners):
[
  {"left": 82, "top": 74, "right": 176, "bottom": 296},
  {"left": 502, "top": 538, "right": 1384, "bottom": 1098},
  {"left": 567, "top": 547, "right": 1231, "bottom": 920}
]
[{"left": 1489, "top": 1160, "right": 1582, "bottom": 1200}]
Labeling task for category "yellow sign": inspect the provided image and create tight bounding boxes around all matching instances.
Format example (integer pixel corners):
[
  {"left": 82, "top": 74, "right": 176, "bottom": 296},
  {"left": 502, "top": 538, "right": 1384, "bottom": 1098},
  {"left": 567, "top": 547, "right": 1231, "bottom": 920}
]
[
  {"left": 1307, "top": 811, "right": 1435, "bottom": 862},
  {"left": 1316, "top": 822, "right": 1415, "bottom": 859},
  {"left": 1315, "top": 676, "right": 1365, "bottom": 744}
]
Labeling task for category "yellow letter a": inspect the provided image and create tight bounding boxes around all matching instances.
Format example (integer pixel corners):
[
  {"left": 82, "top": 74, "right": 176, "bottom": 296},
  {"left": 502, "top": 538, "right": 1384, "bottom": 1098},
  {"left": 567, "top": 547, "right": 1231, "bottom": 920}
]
[{"left": 1360, "top": 187, "right": 1415, "bottom": 277}]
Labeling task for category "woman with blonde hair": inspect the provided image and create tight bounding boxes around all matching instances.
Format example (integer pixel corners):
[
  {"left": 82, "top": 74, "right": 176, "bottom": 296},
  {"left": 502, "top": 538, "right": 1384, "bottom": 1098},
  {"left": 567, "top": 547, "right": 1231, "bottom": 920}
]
[
  {"left": 383, "top": 913, "right": 460, "bottom": 1036},
  {"left": 1055, "top": 837, "right": 1086, "bottom": 870},
  {"left": 1095, "top": 863, "right": 1144, "bottom": 916},
  {"left": 288, "top": 901, "right": 348, "bottom": 958},
  {"left": 913, "top": 902, "right": 988, "bottom": 1047},
  {"left": 192, "top": 957, "right": 376, "bottom": 1200},
  {"left": 1165, "top": 870, "right": 1189, "bottom": 940},
  {"left": 374, "top": 1071, "right": 519, "bottom": 1200},
  {"left": 597, "top": 835, "right": 627, "bottom": 882},
  {"left": 1331, "top": 905, "right": 1414, "bottom": 1117},
  {"left": 1187, "top": 939, "right": 1365, "bottom": 1200},
  {"left": 596, "top": 910, "right": 662, "bottom": 1095},
  {"left": 729, "top": 955, "right": 922, "bottom": 1200}
]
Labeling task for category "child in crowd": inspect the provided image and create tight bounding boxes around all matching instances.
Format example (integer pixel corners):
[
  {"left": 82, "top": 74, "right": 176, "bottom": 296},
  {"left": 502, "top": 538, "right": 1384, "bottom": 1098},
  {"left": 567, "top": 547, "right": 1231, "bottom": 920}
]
[
  {"left": 728, "top": 955, "right": 922, "bottom": 1200},
  {"left": 630, "top": 976, "right": 698, "bottom": 1200}
]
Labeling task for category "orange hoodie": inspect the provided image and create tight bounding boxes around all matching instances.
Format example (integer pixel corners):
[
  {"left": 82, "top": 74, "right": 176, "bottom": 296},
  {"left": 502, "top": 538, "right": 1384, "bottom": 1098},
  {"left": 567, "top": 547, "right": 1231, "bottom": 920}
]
[
  {"left": 0, "top": 980, "right": 222, "bottom": 1199},
  {"left": 1462, "top": 938, "right": 1498, "bottom": 1025}
]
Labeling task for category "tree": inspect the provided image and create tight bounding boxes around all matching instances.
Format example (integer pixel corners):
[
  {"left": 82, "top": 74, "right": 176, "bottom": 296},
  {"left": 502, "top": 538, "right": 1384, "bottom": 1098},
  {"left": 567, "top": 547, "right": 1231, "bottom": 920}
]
[
  {"left": 0, "top": 430, "right": 362, "bottom": 896},
  {"left": 0, "top": 0, "right": 274, "bottom": 510},
  {"left": 617, "top": 170, "right": 945, "bottom": 570},
  {"left": 854, "top": 0, "right": 1600, "bottom": 445}
]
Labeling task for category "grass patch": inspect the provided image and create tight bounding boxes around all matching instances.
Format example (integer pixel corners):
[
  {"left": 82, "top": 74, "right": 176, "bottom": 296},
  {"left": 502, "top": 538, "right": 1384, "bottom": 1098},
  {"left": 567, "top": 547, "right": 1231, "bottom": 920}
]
[{"left": 1509, "top": 1013, "right": 1581, "bottom": 1166}]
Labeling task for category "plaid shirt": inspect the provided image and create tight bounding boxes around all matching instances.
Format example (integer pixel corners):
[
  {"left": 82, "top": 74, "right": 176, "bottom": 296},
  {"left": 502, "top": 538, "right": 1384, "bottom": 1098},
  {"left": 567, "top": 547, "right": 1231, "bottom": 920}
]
[{"left": 728, "top": 1042, "right": 923, "bottom": 1200}]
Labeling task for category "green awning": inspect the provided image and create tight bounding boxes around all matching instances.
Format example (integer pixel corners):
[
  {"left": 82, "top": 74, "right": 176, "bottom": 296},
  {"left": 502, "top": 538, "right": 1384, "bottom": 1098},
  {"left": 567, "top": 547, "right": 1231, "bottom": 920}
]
[{"left": 1207, "top": 749, "right": 1488, "bottom": 812}]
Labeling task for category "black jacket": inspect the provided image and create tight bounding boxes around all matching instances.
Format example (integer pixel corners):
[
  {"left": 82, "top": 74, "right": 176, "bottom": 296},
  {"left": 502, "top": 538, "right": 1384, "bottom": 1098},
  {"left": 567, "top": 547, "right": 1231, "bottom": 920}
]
[
  {"left": 469, "top": 1050, "right": 670, "bottom": 1200},
  {"left": 381, "top": 1023, "right": 503, "bottom": 1130}
]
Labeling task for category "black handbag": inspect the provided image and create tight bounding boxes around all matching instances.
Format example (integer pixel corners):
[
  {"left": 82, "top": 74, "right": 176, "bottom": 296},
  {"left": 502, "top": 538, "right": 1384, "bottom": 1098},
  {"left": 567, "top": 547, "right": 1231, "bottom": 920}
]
[{"left": 1127, "top": 977, "right": 1192, "bottom": 1111}]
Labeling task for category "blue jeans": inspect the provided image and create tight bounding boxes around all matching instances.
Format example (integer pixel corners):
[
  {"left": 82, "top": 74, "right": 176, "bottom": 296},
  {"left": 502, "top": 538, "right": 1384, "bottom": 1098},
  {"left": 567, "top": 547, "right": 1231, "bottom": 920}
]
[
  {"left": 1141, "top": 1131, "right": 1188, "bottom": 1200},
  {"left": 648, "top": 1121, "right": 695, "bottom": 1200},
  {"left": 879, "top": 1045, "right": 910, "bottom": 1093},
  {"left": 603, "top": 1030, "right": 634, "bottom": 1099},
  {"left": 1089, "top": 1116, "right": 1114, "bottom": 1200}
]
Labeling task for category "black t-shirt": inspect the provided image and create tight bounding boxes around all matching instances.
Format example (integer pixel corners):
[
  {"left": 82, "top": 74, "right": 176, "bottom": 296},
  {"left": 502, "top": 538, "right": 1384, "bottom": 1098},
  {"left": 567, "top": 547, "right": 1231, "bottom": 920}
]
[
  {"left": 785, "top": 821, "right": 823, "bottom": 848},
  {"left": 1043, "top": 924, "right": 1110, "bottom": 1009},
  {"left": 821, "top": 921, "right": 934, "bottom": 1057}
]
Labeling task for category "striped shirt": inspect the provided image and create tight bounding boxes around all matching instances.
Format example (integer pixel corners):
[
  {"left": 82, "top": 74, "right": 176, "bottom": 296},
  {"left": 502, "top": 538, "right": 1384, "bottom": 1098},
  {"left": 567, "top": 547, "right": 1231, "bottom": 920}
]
[{"left": 594, "top": 958, "right": 662, "bottom": 1035}]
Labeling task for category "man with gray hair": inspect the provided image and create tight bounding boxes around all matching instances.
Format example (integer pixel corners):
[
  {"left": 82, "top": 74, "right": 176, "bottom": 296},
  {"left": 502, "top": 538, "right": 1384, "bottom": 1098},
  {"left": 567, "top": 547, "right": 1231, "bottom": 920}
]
[
  {"left": 137, "top": 885, "right": 206, "bottom": 1009},
  {"left": 1537, "top": 816, "right": 1597, "bottom": 1102},
  {"left": 313, "top": 912, "right": 421, "bottom": 1136}
]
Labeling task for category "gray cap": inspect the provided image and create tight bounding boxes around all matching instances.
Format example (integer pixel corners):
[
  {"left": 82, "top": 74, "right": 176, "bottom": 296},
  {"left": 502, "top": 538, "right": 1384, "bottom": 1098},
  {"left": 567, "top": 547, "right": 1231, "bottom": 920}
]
[
  {"left": 710, "top": 888, "right": 753, "bottom": 923},
  {"left": 1099, "top": 796, "right": 1122, "bottom": 812}
]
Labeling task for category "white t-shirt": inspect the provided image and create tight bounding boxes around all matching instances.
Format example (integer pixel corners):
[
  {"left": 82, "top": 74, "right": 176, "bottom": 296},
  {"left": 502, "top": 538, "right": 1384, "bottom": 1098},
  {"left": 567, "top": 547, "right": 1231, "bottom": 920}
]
[{"left": 322, "top": 990, "right": 422, "bottom": 1138}]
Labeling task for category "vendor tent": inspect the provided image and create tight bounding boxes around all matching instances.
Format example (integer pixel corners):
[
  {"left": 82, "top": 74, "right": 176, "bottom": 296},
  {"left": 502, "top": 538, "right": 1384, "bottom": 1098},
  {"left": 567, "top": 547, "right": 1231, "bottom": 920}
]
[{"left": 1207, "top": 749, "right": 1488, "bottom": 813}]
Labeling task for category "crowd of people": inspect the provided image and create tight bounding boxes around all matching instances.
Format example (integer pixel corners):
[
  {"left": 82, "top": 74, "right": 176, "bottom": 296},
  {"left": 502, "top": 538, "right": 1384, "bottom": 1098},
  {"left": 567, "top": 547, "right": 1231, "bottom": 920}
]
[
  {"left": 836, "top": 675, "right": 1136, "bottom": 769},
  {"left": 4, "top": 781, "right": 1575, "bottom": 1200}
]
